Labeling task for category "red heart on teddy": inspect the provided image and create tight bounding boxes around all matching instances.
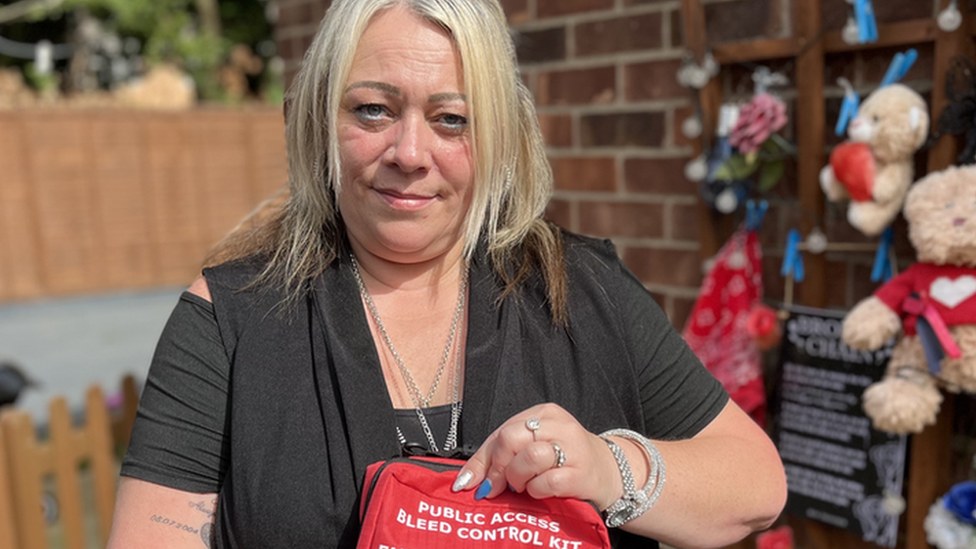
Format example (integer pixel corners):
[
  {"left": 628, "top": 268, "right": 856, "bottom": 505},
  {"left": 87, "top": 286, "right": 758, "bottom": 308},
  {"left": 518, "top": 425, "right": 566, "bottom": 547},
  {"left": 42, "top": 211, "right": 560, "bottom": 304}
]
[{"left": 829, "top": 142, "right": 875, "bottom": 202}]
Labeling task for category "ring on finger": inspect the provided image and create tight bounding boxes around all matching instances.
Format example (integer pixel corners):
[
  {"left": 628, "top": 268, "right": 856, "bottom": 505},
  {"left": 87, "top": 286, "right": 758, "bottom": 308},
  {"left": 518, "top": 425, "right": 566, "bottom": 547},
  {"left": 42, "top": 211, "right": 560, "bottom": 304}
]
[
  {"left": 550, "top": 442, "right": 566, "bottom": 468},
  {"left": 525, "top": 417, "right": 541, "bottom": 442}
]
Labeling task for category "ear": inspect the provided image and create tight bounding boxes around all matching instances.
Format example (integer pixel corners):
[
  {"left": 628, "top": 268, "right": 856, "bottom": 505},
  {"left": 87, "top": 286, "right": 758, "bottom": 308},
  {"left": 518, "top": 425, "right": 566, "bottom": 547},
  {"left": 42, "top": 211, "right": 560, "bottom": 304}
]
[{"left": 909, "top": 107, "right": 922, "bottom": 131}]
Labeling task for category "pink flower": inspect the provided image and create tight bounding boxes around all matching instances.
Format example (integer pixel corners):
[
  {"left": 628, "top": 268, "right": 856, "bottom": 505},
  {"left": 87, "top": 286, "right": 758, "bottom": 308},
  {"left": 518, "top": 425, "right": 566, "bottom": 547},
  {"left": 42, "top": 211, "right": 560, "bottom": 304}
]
[
  {"left": 729, "top": 93, "right": 788, "bottom": 154},
  {"left": 756, "top": 525, "right": 794, "bottom": 549}
]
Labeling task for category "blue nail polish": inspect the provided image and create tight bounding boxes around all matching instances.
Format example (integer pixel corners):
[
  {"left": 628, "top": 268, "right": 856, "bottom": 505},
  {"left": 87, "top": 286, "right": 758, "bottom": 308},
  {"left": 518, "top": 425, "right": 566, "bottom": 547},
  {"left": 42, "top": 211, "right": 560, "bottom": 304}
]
[
  {"left": 475, "top": 479, "right": 492, "bottom": 500},
  {"left": 508, "top": 483, "right": 516, "bottom": 493}
]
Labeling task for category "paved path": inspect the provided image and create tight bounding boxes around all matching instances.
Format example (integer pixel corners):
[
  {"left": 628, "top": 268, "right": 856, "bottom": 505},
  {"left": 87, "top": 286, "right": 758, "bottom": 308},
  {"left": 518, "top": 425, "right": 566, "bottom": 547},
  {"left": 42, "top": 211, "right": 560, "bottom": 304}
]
[{"left": 0, "top": 287, "right": 184, "bottom": 422}]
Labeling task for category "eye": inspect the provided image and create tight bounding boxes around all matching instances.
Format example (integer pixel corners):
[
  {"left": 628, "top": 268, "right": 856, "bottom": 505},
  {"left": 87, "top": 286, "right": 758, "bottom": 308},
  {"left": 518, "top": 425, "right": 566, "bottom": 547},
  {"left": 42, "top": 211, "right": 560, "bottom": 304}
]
[
  {"left": 946, "top": 201, "right": 955, "bottom": 209},
  {"left": 437, "top": 113, "right": 468, "bottom": 132},
  {"left": 354, "top": 104, "right": 388, "bottom": 121},
  {"left": 872, "top": 115, "right": 880, "bottom": 123}
]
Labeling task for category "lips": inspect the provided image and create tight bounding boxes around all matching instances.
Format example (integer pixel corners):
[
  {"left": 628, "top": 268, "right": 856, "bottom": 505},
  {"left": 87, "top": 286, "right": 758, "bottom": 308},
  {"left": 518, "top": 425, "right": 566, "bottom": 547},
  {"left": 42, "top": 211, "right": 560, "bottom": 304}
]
[
  {"left": 374, "top": 188, "right": 438, "bottom": 211},
  {"left": 954, "top": 218, "right": 966, "bottom": 227}
]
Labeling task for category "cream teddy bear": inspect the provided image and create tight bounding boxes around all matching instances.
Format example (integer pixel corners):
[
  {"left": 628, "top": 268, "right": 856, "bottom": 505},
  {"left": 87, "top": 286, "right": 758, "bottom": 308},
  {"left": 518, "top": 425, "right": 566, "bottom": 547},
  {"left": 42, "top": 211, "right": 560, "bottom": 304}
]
[
  {"left": 842, "top": 165, "right": 976, "bottom": 434},
  {"left": 820, "top": 84, "right": 929, "bottom": 236}
]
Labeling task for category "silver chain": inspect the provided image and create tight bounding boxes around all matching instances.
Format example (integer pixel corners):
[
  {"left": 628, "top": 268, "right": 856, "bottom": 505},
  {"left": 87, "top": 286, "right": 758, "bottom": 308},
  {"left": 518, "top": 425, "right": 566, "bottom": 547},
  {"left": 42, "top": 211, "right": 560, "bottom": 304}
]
[{"left": 350, "top": 255, "right": 467, "bottom": 453}]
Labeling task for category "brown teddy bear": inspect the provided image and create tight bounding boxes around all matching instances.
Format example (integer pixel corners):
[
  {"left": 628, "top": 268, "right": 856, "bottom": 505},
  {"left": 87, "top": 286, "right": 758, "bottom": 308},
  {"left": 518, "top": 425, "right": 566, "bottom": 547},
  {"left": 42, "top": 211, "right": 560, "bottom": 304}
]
[
  {"left": 820, "top": 84, "right": 929, "bottom": 236},
  {"left": 842, "top": 165, "right": 976, "bottom": 434}
]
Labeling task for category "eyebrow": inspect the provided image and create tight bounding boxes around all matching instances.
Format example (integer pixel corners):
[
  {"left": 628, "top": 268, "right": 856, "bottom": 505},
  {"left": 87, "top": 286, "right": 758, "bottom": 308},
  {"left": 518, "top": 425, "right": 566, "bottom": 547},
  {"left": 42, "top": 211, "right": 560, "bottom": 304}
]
[{"left": 344, "top": 81, "right": 466, "bottom": 103}]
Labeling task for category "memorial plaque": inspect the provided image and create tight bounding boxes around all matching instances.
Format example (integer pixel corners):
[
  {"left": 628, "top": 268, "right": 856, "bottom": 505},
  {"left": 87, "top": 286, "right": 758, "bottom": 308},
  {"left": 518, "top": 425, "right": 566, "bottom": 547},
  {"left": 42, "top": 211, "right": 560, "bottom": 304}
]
[{"left": 772, "top": 306, "right": 907, "bottom": 547}]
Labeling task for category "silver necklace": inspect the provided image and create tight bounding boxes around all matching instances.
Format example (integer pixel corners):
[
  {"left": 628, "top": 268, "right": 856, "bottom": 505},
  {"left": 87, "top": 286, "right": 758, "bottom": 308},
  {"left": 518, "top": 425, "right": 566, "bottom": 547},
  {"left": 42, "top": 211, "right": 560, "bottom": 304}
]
[{"left": 350, "top": 255, "right": 467, "bottom": 453}]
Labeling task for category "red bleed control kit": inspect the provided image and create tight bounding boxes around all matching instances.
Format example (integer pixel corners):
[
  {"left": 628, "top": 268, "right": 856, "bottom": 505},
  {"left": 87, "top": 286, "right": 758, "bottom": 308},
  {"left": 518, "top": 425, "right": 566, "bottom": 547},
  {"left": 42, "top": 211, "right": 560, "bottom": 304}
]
[{"left": 357, "top": 457, "right": 612, "bottom": 549}]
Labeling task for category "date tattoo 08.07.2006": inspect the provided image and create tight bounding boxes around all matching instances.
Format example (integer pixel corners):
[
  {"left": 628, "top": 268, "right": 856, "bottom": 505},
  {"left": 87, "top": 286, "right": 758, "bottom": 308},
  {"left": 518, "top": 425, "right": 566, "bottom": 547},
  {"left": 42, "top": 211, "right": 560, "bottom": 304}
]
[{"left": 148, "top": 497, "right": 216, "bottom": 548}]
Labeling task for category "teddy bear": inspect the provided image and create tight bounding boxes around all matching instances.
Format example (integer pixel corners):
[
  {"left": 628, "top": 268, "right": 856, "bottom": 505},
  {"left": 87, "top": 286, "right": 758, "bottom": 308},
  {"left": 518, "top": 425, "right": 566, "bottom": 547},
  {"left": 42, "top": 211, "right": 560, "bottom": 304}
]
[
  {"left": 820, "top": 84, "right": 929, "bottom": 236},
  {"left": 841, "top": 165, "right": 976, "bottom": 434}
]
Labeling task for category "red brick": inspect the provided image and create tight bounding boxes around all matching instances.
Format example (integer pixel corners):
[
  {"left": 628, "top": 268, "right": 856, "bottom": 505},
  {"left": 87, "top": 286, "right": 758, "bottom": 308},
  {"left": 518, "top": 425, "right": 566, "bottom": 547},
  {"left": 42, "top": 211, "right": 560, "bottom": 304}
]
[
  {"left": 671, "top": 296, "right": 697, "bottom": 331},
  {"left": 538, "top": 114, "right": 573, "bottom": 148},
  {"left": 276, "top": 34, "right": 295, "bottom": 60},
  {"left": 625, "top": 59, "right": 688, "bottom": 101},
  {"left": 537, "top": 0, "right": 614, "bottom": 19},
  {"left": 536, "top": 67, "right": 616, "bottom": 106},
  {"left": 704, "top": 0, "right": 781, "bottom": 44},
  {"left": 671, "top": 203, "right": 700, "bottom": 241},
  {"left": 551, "top": 157, "right": 616, "bottom": 192},
  {"left": 500, "top": 0, "right": 530, "bottom": 24},
  {"left": 545, "top": 198, "right": 573, "bottom": 229},
  {"left": 623, "top": 247, "right": 703, "bottom": 288},
  {"left": 578, "top": 201, "right": 664, "bottom": 239},
  {"left": 278, "top": 0, "right": 314, "bottom": 28},
  {"left": 575, "top": 13, "right": 663, "bottom": 57},
  {"left": 670, "top": 10, "right": 683, "bottom": 49},
  {"left": 624, "top": 157, "right": 694, "bottom": 194},
  {"left": 581, "top": 112, "right": 664, "bottom": 148},
  {"left": 515, "top": 26, "right": 566, "bottom": 64}
]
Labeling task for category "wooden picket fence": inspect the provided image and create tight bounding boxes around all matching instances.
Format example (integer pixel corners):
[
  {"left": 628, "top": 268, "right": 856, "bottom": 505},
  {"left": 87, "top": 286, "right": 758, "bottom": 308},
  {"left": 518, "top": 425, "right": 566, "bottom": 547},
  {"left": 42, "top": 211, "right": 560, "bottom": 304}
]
[
  {"left": 0, "top": 379, "right": 138, "bottom": 549},
  {"left": 0, "top": 107, "right": 288, "bottom": 302}
]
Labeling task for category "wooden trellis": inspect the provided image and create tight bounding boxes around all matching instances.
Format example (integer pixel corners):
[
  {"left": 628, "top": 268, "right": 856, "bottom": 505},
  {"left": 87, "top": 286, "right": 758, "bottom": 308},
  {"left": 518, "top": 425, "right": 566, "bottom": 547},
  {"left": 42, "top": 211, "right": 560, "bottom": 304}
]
[{"left": 680, "top": 1, "right": 975, "bottom": 548}]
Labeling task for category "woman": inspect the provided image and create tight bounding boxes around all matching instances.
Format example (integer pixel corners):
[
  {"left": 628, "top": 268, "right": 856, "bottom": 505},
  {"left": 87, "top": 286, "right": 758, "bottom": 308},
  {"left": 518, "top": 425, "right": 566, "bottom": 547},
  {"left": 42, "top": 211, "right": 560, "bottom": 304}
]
[{"left": 108, "top": 1, "right": 787, "bottom": 547}]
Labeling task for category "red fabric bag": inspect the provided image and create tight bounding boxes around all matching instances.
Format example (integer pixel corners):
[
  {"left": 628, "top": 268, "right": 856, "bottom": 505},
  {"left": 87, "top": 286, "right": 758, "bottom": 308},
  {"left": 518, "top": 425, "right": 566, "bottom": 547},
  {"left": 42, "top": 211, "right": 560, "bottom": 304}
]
[{"left": 357, "top": 457, "right": 611, "bottom": 549}]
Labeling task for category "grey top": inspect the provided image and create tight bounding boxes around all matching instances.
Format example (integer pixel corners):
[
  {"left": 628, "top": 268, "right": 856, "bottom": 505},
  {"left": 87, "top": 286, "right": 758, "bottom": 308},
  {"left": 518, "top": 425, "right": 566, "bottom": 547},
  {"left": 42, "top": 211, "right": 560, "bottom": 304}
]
[{"left": 121, "top": 233, "right": 728, "bottom": 548}]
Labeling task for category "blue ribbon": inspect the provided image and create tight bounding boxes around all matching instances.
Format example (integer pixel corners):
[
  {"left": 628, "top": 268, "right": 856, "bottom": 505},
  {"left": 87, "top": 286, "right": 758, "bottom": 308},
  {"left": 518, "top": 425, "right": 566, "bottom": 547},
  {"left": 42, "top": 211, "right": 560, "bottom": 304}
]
[
  {"left": 870, "top": 227, "right": 894, "bottom": 282},
  {"left": 781, "top": 229, "right": 805, "bottom": 282}
]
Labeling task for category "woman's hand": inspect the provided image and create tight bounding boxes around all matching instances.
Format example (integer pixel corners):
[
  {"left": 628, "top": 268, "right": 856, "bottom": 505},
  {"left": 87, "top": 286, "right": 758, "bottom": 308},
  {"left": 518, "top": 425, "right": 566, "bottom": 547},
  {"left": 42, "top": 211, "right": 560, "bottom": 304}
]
[{"left": 452, "top": 403, "right": 625, "bottom": 510}]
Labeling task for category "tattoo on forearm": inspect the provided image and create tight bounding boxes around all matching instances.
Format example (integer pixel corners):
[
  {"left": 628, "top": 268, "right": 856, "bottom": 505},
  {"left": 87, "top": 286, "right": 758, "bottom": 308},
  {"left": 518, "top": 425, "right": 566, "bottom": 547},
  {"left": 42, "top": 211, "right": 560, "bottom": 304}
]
[
  {"left": 149, "top": 514, "right": 199, "bottom": 535},
  {"left": 200, "top": 522, "right": 214, "bottom": 548},
  {"left": 189, "top": 500, "right": 216, "bottom": 520}
]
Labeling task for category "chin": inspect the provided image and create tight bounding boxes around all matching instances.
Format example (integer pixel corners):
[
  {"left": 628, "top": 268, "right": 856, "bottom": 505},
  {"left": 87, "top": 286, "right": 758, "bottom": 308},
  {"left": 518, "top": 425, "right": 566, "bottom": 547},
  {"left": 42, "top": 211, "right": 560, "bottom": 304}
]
[{"left": 366, "top": 233, "right": 460, "bottom": 263}]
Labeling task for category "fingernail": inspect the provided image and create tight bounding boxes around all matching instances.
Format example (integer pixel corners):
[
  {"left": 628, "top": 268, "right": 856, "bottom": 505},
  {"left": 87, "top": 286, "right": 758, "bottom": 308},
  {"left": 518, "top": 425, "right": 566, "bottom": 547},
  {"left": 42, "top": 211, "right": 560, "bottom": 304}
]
[
  {"left": 452, "top": 470, "right": 473, "bottom": 492},
  {"left": 474, "top": 479, "right": 492, "bottom": 500}
]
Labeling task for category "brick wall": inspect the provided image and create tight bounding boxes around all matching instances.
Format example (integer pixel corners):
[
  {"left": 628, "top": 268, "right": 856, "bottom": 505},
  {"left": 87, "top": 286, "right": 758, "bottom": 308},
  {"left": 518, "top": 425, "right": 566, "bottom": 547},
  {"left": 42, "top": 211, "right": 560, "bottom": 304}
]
[
  {"left": 0, "top": 108, "right": 287, "bottom": 302},
  {"left": 274, "top": 0, "right": 940, "bottom": 329}
]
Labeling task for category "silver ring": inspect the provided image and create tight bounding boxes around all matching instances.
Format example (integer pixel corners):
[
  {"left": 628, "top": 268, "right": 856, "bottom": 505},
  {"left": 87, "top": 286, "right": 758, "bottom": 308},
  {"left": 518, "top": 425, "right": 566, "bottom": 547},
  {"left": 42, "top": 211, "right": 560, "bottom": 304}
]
[
  {"left": 525, "top": 417, "right": 540, "bottom": 442},
  {"left": 550, "top": 442, "right": 566, "bottom": 468}
]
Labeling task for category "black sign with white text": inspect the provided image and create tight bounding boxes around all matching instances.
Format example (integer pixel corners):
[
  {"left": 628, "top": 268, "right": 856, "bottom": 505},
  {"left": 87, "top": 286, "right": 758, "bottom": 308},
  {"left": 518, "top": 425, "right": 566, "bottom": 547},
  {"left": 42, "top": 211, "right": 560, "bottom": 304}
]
[{"left": 772, "top": 306, "right": 906, "bottom": 547}]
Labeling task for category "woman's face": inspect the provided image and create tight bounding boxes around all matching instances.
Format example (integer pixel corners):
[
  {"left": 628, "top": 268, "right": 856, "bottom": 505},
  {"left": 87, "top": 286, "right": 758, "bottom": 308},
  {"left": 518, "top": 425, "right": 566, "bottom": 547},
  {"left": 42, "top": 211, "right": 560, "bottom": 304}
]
[{"left": 336, "top": 6, "right": 474, "bottom": 265}]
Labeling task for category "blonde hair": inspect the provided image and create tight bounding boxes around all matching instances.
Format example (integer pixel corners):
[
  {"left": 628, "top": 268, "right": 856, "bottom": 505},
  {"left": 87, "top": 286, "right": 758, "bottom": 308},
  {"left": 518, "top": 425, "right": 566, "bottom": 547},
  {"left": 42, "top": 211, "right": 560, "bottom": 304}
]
[{"left": 208, "top": 0, "right": 566, "bottom": 321}]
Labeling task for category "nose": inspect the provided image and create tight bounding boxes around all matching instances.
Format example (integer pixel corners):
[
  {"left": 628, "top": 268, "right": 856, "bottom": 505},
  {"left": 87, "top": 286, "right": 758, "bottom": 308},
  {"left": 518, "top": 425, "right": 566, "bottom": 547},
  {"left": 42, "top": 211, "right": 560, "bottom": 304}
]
[{"left": 387, "top": 113, "right": 432, "bottom": 173}]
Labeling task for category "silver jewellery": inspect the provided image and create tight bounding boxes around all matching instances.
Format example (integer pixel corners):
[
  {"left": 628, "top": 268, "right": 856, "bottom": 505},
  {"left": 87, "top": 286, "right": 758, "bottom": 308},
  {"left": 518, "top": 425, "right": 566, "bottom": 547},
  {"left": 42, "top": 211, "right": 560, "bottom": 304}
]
[
  {"left": 599, "top": 429, "right": 666, "bottom": 528},
  {"left": 550, "top": 442, "right": 566, "bottom": 468},
  {"left": 350, "top": 255, "right": 468, "bottom": 453},
  {"left": 525, "top": 417, "right": 540, "bottom": 441}
]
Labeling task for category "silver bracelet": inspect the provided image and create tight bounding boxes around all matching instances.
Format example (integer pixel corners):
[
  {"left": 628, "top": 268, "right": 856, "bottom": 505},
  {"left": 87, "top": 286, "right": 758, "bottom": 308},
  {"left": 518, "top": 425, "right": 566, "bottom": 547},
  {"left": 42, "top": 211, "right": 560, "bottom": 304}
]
[{"left": 599, "top": 429, "right": 666, "bottom": 528}]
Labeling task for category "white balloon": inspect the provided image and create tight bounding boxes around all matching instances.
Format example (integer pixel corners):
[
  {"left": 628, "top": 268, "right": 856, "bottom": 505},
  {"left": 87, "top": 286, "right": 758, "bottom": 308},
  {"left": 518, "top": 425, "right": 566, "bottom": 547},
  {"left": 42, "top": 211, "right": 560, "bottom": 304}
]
[
  {"left": 715, "top": 188, "right": 738, "bottom": 213},
  {"left": 684, "top": 156, "right": 708, "bottom": 182},
  {"left": 938, "top": 5, "right": 962, "bottom": 32},
  {"left": 681, "top": 116, "right": 703, "bottom": 139}
]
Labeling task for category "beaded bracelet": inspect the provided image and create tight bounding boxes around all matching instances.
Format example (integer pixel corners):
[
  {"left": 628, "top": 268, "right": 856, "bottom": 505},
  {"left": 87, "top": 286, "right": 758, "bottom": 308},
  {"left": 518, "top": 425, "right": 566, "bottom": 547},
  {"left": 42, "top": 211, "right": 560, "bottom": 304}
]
[{"left": 599, "top": 428, "right": 666, "bottom": 528}]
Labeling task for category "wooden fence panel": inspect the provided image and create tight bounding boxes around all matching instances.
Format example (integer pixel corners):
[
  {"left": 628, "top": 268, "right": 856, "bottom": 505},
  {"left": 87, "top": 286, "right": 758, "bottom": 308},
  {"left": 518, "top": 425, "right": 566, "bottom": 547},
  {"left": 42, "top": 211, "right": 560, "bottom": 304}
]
[{"left": 0, "top": 108, "right": 287, "bottom": 302}]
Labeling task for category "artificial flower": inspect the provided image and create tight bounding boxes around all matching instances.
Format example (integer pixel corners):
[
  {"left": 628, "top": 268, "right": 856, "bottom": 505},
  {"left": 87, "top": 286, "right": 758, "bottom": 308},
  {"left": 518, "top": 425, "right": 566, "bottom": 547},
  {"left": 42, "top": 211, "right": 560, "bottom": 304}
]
[
  {"left": 729, "top": 93, "right": 788, "bottom": 155},
  {"left": 756, "top": 525, "right": 794, "bottom": 549},
  {"left": 746, "top": 304, "right": 783, "bottom": 351},
  {"left": 945, "top": 481, "right": 976, "bottom": 526}
]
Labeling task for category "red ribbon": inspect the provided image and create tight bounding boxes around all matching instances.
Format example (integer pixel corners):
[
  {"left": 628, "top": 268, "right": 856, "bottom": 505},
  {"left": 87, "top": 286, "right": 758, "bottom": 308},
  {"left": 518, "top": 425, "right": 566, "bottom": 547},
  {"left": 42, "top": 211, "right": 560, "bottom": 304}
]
[{"left": 903, "top": 295, "right": 962, "bottom": 359}]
